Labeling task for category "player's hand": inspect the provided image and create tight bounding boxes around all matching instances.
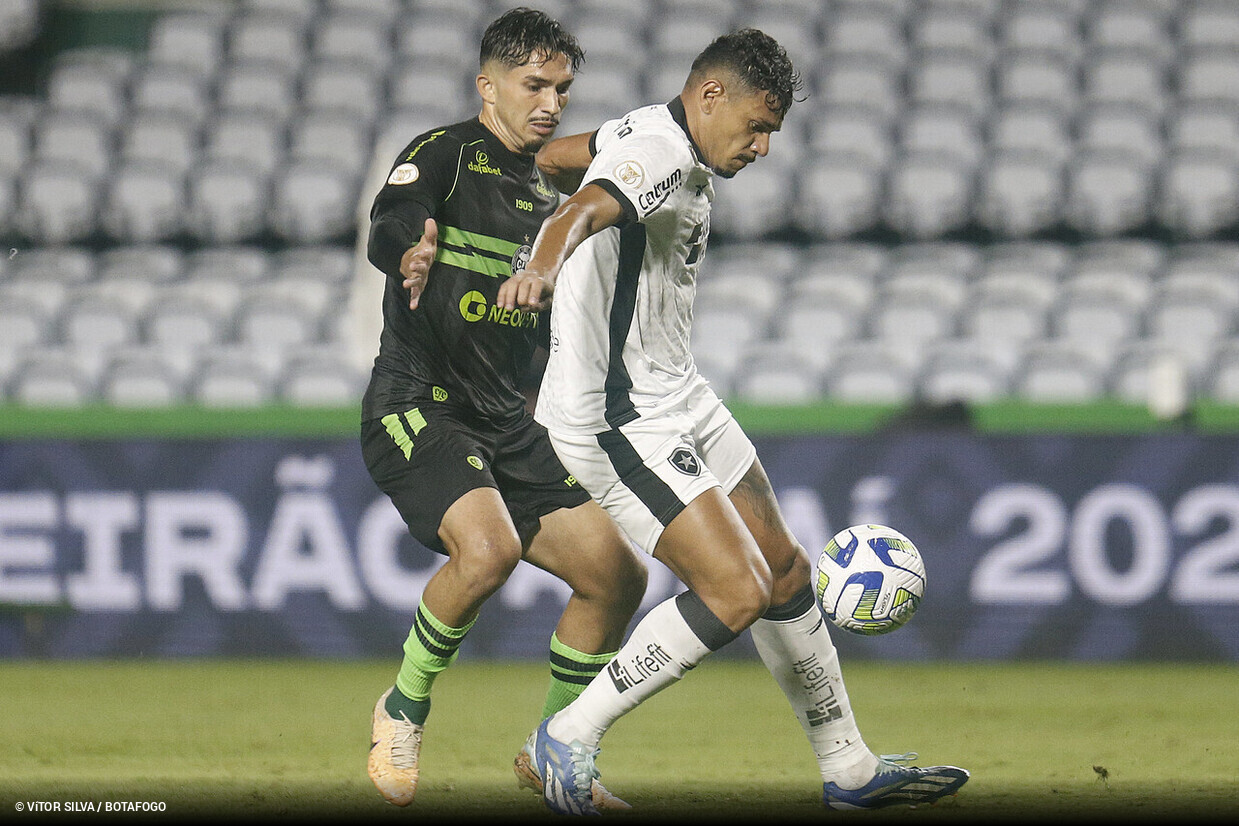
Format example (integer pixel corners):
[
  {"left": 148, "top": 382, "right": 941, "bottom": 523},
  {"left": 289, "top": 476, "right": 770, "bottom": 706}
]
[
  {"left": 400, "top": 219, "right": 438, "bottom": 310},
  {"left": 497, "top": 267, "right": 554, "bottom": 313}
]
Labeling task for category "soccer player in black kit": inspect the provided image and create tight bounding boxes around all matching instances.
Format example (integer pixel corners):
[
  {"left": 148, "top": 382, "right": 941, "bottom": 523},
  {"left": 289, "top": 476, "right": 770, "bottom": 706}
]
[{"left": 360, "top": 8, "right": 643, "bottom": 810}]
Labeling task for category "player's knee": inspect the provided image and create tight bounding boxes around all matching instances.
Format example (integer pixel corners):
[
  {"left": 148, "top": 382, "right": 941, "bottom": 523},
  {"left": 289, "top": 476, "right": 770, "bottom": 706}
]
[
  {"left": 451, "top": 534, "right": 522, "bottom": 600},
  {"left": 570, "top": 544, "right": 647, "bottom": 613},
  {"left": 706, "top": 565, "right": 772, "bottom": 631}
]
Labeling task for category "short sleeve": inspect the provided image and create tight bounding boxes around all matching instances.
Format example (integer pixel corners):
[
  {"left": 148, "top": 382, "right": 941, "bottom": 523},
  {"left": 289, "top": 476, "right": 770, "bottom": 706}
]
[
  {"left": 370, "top": 128, "right": 458, "bottom": 220},
  {"left": 584, "top": 121, "right": 692, "bottom": 225}
]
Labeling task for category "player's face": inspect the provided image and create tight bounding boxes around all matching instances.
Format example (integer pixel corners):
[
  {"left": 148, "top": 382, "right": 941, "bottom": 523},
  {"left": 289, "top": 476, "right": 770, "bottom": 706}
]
[
  {"left": 480, "top": 51, "right": 574, "bottom": 154},
  {"left": 700, "top": 88, "right": 783, "bottom": 179}
]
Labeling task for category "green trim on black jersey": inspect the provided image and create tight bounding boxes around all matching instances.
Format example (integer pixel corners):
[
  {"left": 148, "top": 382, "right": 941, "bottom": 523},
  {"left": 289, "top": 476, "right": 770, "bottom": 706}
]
[{"left": 435, "top": 224, "right": 522, "bottom": 278}]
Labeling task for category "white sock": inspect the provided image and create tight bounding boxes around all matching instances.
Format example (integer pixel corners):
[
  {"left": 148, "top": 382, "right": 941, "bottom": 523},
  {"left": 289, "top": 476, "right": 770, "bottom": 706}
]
[
  {"left": 548, "top": 591, "right": 736, "bottom": 749},
  {"left": 750, "top": 586, "right": 880, "bottom": 788}
]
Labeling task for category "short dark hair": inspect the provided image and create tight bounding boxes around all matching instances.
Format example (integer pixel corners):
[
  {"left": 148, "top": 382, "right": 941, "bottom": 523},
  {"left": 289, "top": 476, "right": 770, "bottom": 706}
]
[
  {"left": 688, "top": 28, "right": 802, "bottom": 117},
  {"left": 479, "top": 7, "right": 584, "bottom": 73}
]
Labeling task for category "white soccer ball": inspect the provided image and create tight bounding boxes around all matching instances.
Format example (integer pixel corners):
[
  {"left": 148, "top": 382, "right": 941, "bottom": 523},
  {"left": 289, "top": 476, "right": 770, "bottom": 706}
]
[{"left": 814, "top": 524, "right": 926, "bottom": 636}]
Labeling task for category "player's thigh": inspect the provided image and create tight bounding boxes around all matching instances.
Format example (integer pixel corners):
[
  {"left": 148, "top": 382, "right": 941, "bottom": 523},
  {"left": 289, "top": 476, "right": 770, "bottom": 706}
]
[
  {"left": 490, "top": 413, "right": 595, "bottom": 551},
  {"left": 691, "top": 384, "right": 809, "bottom": 583},
  {"left": 526, "top": 498, "right": 646, "bottom": 597},
  {"left": 360, "top": 412, "right": 510, "bottom": 556},
  {"left": 653, "top": 484, "right": 771, "bottom": 608}
]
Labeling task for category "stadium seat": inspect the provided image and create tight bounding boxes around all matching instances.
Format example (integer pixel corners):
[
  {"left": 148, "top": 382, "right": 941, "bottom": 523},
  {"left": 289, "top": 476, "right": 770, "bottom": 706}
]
[
  {"left": 119, "top": 113, "right": 198, "bottom": 176},
  {"left": 1064, "top": 150, "right": 1154, "bottom": 236},
  {"left": 44, "top": 60, "right": 127, "bottom": 125},
  {"left": 805, "top": 105, "right": 894, "bottom": 169},
  {"left": 99, "top": 351, "right": 186, "bottom": 408},
  {"left": 235, "top": 300, "right": 322, "bottom": 351},
  {"left": 186, "top": 160, "right": 270, "bottom": 245},
  {"left": 1107, "top": 340, "right": 1179, "bottom": 406},
  {"left": 994, "top": 51, "right": 1079, "bottom": 116},
  {"left": 33, "top": 110, "right": 112, "bottom": 178},
  {"left": 999, "top": 3, "right": 1084, "bottom": 62},
  {"left": 1156, "top": 150, "right": 1239, "bottom": 239},
  {"left": 145, "top": 12, "right": 226, "bottom": 75},
  {"left": 95, "top": 245, "right": 182, "bottom": 285},
  {"left": 1076, "top": 104, "right": 1163, "bottom": 167},
  {"left": 906, "top": 51, "right": 992, "bottom": 121},
  {"left": 795, "top": 154, "right": 884, "bottom": 239},
  {"left": 386, "top": 62, "right": 472, "bottom": 120},
  {"left": 287, "top": 110, "right": 372, "bottom": 177},
  {"left": 823, "top": 4, "right": 907, "bottom": 64},
  {"left": 884, "top": 151, "right": 974, "bottom": 239},
  {"left": 184, "top": 245, "right": 269, "bottom": 285},
  {"left": 1180, "top": 1, "right": 1239, "bottom": 50},
  {"left": 269, "top": 160, "right": 357, "bottom": 244},
  {"left": 1088, "top": 0, "right": 1173, "bottom": 58},
  {"left": 279, "top": 353, "right": 368, "bottom": 406},
  {"left": 1167, "top": 101, "right": 1239, "bottom": 161},
  {"left": 987, "top": 103, "right": 1072, "bottom": 164},
  {"left": 898, "top": 104, "right": 985, "bottom": 169},
  {"left": 822, "top": 340, "right": 919, "bottom": 404},
  {"left": 1013, "top": 341, "right": 1108, "bottom": 403},
  {"left": 690, "top": 302, "right": 767, "bottom": 377},
  {"left": 1178, "top": 46, "right": 1239, "bottom": 107},
  {"left": 130, "top": 63, "right": 210, "bottom": 123},
  {"left": 300, "top": 60, "right": 383, "bottom": 122},
  {"left": 976, "top": 149, "right": 1064, "bottom": 238},
  {"left": 217, "top": 60, "right": 299, "bottom": 121},
  {"left": 191, "top": 352, "right": 277, "bottom": 408},
  {"left": 311, "top": 13, "right": 392, "bottom": 76},
  {"left": 9, "top": 350, "right": 96, "bottom": 406},
  {"left": 100, "top": 161, "right": 187, "bottom": 243},
  {"left": 0, "top": 104, "right": 31, "bottom": 177},
  {"left": 918, "top": 338, "right": 1013, "bottom": 405},
  {"left": 144, "top": 297, "right": 228, "bottom": 351},
  {"left": 1206, "top": 340, "right": 1239, "bottom": 402},
  {"left": 227, "top": 12, "right": 308, "bottom": 75},
  {"left": 1082, "top": 47, "right": 1169, "bottom": 116},
  {"left": 815, "top": 54, "right": 903, "bottom": 120},
  {"left": 57, "top": 296, "right": 139, "bottom": 351},
  {"left": 393, "top": 13, "right": 486, "bottom": 71},
  {"left": 203, "top": 110, "right": 286, "bottom": 176},
  {"left": 732, "top": 341, "right": 823, "bottom": 404},
  {"left": 16, "top": 160, "right": 99, "bottom": 244},
  {"left": 711, "top": 162, "right": 793, "bottom": 241},
  {"left": 0, "top": 296, "right": 52, "bottom": 351},
  {"left": 270, "top": 245, "right": 354, "bottom": 285}
]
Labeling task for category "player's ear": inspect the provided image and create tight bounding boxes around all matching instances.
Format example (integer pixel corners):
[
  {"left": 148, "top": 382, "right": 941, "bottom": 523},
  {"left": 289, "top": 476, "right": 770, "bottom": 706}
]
[
  {"left": 698, "top": 78, "right": 725, "bottom": 115},
  {"left": 476, "top": 71, "right": 496, "bottom": 105}
]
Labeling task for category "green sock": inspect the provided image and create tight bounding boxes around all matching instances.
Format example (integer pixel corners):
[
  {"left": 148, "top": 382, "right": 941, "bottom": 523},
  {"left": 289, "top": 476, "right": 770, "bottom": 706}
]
[
  {"left": 542, "top": 633, "right": 617, "bottom": 719},
  {"left": 389, "top": 600, "right": 476, "bottom": 726}
]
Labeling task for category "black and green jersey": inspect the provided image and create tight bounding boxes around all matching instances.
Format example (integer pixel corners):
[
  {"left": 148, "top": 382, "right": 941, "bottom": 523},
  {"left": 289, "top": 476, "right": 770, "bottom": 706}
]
[{"left": 362, "top": 117, "right": 560, "bottom": 427}]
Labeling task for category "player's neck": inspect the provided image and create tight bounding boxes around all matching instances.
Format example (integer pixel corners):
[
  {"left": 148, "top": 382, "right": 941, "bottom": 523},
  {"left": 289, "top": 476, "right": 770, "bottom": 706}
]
[{"left": 478, "top": 108, "right": 532, "bottom": 156}]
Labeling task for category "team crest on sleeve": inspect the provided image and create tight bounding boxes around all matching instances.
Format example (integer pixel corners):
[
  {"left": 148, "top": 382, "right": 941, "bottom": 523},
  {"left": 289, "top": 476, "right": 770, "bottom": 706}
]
[
  {"left": 668, "top": 446, "right": 701, "bottom": 476},
  {"left": 614, "top": 160, "right": 646, "bottom": 188},
  {"left": 387, "top": 163, "right": 419, "bottom": 185}
]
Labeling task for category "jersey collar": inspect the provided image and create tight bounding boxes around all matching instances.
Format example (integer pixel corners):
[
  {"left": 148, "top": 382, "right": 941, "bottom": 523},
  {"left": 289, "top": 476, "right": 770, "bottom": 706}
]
[{"left": 666, "top": 97, "right": 706, "bottom": 166}]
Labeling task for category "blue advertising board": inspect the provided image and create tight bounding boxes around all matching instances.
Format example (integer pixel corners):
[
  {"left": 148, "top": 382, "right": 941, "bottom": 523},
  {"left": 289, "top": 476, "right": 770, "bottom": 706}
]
[{"left": 2, "top": 432, "right": 1238, "bottom": 660}]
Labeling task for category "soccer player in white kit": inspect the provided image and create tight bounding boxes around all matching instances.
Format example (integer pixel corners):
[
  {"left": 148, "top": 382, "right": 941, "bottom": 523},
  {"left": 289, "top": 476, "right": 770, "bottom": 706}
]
[{"left": 499, "top": 29, "right": 969, "bottom": 815}]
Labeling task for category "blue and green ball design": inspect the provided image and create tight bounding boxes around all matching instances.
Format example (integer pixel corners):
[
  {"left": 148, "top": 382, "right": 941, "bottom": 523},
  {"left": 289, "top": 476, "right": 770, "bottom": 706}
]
[{"left": 814, "top": 524, "right": 926, "bottom": 636}]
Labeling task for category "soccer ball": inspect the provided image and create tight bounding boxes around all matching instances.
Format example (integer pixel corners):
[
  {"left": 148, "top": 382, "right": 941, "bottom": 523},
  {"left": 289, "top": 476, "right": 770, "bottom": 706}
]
[{"left": 814, "top": 524, "right": 926, "bottom": 636}]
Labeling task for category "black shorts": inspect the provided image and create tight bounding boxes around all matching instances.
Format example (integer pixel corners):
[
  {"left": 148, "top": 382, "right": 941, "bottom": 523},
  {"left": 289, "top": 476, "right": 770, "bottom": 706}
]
[{"left": 360, "top": 403, "right": 590, "bottom": 555}]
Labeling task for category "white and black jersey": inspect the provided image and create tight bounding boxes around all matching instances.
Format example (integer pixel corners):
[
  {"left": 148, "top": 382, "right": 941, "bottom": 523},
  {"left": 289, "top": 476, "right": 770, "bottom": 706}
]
[{"left": 536, "top": 98, "right": 715, "bottom": 436}]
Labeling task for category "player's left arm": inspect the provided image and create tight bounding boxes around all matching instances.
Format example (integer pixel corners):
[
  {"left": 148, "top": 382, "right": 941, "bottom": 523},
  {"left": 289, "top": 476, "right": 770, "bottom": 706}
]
[
  {"left": 496, "top": 182, "right": 625, "bottom": 312},
  {"left": 536, "top": 131, "right": 595, "bottom": 193}
]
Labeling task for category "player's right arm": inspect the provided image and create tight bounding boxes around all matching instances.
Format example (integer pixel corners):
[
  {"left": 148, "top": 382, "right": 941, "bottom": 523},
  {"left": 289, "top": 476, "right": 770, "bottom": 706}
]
[
  {"left": 496, "top": 182, "right": 626, "bottom": 312},
  {"left": 535, "top": 130, "right": 596, "bottom": 193},
  {"left": 366, "top": 131, "right": 453, "bottom": 310}
]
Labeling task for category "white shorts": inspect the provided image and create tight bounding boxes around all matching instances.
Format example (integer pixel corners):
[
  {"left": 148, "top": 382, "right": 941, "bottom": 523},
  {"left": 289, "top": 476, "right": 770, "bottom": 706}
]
[{"left": 547, "top": 377, "right": 757, "bottom": 554}]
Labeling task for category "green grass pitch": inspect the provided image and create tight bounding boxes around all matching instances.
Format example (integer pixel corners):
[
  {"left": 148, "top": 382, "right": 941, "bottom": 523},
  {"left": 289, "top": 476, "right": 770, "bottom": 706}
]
[{"left": 2, "top": 658, "right": 1237, "bottom": 822}]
